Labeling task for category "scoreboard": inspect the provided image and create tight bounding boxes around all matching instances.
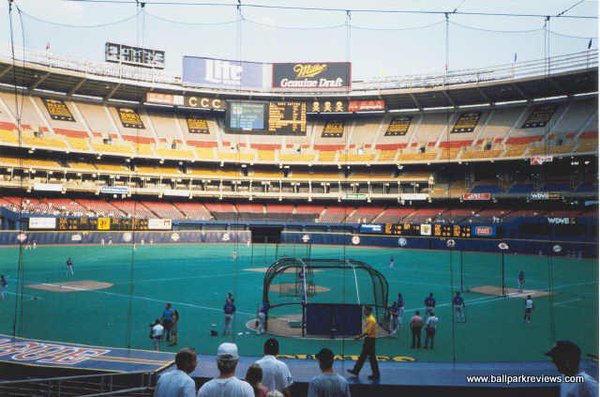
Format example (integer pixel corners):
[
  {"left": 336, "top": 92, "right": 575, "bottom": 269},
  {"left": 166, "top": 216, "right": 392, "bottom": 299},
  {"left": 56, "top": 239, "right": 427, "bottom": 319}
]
[
  {"left": 226, "top": 100, "right": 307, "bottom": 135},
  {"left": 433, "top": 224, "right": 472, "bottom": 238},
  {"left": 57, "top": 218, "right": 149, "bottom": 231},
  {"left": 384, "top": 223, "right": 421, "bottom": 236},
  {"left": 383, "top": 223, "right": 473, "bottom": 238}
]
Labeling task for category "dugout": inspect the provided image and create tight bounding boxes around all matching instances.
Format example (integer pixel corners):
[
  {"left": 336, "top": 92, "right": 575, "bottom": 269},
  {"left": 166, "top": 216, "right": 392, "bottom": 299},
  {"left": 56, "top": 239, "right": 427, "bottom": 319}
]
[{"left": 251, "top": 225, "right": 283, "bottom": 244}]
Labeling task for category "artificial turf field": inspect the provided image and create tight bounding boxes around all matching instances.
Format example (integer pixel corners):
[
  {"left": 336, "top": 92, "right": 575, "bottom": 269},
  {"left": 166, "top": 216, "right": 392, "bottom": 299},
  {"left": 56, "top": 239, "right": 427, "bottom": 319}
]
[{"left": 0, "top": 243, "right": 597, "bottom": 363}]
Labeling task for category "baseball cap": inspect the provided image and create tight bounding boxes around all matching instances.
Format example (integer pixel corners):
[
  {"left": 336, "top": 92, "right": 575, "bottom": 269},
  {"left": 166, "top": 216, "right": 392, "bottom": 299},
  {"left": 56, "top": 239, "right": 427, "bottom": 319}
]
[
  {"left": 217, "top": 342, "right": 239, "bottom": 360},
  {"left": 545, "top": 341, "right": 580, "bottom": 361},
  {"left": 316, "top": 348, "right": 334, "bottom": 362}
]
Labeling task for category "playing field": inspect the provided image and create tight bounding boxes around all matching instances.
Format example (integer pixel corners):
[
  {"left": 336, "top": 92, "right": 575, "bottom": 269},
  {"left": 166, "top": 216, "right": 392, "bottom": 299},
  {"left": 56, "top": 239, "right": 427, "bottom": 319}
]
[{"left": 0, "top": 243, "right": 597, "bottom": 363}]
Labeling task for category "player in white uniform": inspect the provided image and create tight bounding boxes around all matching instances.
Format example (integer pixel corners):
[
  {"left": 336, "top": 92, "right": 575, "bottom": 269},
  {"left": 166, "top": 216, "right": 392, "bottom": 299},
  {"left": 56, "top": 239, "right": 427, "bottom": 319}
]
[{"left": 524, "top": 295, "right": 534, "bottom": 323}]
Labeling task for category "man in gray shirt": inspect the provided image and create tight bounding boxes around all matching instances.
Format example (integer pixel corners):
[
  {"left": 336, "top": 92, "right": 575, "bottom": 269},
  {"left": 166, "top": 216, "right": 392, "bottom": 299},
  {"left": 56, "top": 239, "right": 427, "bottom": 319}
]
[{"left": 308, "top": 348, "right": 351, "bottom": 397}]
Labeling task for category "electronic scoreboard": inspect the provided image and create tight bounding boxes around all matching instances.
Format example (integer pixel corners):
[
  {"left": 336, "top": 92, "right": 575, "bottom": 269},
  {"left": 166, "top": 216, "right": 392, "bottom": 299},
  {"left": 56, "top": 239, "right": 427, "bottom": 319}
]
[
  {"left": 226, "top": 100, "right": 306, "bottom": 135},
  {"left": 56, "top": 218, "right": 149, "bottom": 231}
]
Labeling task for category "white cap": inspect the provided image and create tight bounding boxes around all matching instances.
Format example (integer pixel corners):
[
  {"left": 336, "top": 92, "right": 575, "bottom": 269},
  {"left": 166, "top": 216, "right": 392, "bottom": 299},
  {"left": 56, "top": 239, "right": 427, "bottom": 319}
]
[{"left": 217, "top": 343, "right": 239, "bottom": 360}]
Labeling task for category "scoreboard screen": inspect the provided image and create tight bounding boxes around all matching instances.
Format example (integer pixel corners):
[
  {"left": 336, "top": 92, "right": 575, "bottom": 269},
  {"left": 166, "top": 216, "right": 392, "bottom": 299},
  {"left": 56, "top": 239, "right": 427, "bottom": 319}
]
[
  {"left": 226, "top": 101, "right": 267, "bottom": 131},
  {"left": 384, "top": 223, "right": 421, "bottom": 236},
  {"left": 57, "top": 218, "right": 149, "bottom": 231},
  {"left": 433, "top": 224, "right": 472, "bottom": 238},
  {"left": 268, "top": 101, "right": 306, "bottom": 135},
  {"left": 226, "top": 100, "right": 307, "bottom": 135}
]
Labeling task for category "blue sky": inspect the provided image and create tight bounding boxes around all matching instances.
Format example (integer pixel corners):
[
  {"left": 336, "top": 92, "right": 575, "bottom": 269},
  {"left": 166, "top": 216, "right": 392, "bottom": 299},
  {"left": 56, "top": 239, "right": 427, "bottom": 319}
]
[{"left": 1, "top": 0, "right": 597, "bottom": 79}]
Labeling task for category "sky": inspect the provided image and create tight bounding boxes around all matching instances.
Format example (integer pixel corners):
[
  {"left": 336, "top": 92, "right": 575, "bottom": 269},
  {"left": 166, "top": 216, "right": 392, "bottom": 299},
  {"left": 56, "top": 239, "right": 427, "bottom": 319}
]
[{"left": 0, "top": 0, "right": 597, "bottom": 79}]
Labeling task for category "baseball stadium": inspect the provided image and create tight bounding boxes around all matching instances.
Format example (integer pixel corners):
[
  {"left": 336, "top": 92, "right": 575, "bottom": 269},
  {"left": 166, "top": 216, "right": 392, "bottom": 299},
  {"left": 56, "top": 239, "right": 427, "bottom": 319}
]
[{"left": 0, "top": 1, "right": 597, "bottom": 396}]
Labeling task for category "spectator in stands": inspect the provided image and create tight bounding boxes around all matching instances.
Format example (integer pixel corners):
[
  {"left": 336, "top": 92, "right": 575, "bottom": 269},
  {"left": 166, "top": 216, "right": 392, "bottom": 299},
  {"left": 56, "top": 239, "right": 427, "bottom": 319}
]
[
  {"left": 169, "top": 310, "right": 180, "bottom": 346},
  {"left": 347, "top": 306, "right": 380, "bottom": 381},
  {"left": 245, "top": 364, "right": 268, "bottom": 397},
  {"left": 223, "top": 298, "right": 237, "bottom": 336},
  {"left": 410, "top": 311, "right": 424, "bottom": 349},
  {"left": 308, "top": 348, "right": 351, "bottom": 397},
  {"left": 161, "top": 303, "right": 175, "bottom": 342},
  {"left": 197, "top": 342, "right": 253, "bottom": 397},
  {"left": 424, "top": 311, "right": 439, "bottom": 349},
  {"left": 424, "top": 292, "right": 436, "bottom": 318},
  {"left": 255, "top": 338, "right": 293, "bottom": 397},
  {"left": 546, "top": 340, "right": 598, "bottom": 397},
  {"left": 0, "top": 275, "right": 7, "bottom": 301},
  {"left": 150, "top": 319, "right": 164, "bottom": 351},
  {"left": 154, "top": 348, "right": 197, "bottom": 397}
]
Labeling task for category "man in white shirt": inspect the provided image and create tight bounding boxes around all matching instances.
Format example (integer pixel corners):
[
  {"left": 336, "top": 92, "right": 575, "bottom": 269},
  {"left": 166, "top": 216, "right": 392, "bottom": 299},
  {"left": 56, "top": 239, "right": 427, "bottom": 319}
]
[
  {"left": 546, "top": 340, "right": 598, "bottom": 397},
  {"left": 424, "top": 312, "right": 439, "bottom": 350},
  {"left": 154, "top": 348, "right": 197, "bottom": 397},
  {"left": 255, "top": 338, "right": 293, "bottom": 397},
  {"left": 308, "top": 348, "right": 351, "bottom": 397},
  {"left": 151, "top": 319, "right": 164, "bottom": 351},
  {"left": 197, "top": 343, "right": 253, "bottom": 397},
  {"left": 524, "top": 295, "right": 534, "bottom": 323}
]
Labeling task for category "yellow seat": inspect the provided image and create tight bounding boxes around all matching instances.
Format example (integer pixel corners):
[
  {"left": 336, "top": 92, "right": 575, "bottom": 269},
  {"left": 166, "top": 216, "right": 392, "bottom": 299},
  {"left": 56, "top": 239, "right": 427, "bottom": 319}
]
[
  {"left": 378, "top": 150, "right": 397, "bottom": 161},
  {"left": 23, "top": 135, "right": 68, "bottom": 149},
  {"left": 257, "top": 150, "right": 276, "bottom": 162},
  {"left": 461, "top": 149, "right": 503, "bottom": 159},
  {"left": 279, "top": 152, "right": 316, "bottom": 162},
  {"left": 504, "top": 144, "right": 528, "bottom": 158},
  {"left": 194, "top": 147, "right": 216, "bottom": 160},
  {"left": 156, "top": 147, "right": 195, "bottom": 160},
  {"left": 0, "top": 129, "right": 19, "bottom": 144},
  {"left": 317, "top": 151, "right": 337, "bottom": 162},
  {"left": 67, "top": 137, "right": 91, "bottom": 151}
]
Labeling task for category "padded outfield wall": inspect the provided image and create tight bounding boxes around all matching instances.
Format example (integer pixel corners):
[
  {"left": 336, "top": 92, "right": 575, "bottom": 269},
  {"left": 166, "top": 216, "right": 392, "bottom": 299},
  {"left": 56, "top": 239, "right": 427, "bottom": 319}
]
[{"left": 0, "top": 229, "right": 595, "bottom": 258}]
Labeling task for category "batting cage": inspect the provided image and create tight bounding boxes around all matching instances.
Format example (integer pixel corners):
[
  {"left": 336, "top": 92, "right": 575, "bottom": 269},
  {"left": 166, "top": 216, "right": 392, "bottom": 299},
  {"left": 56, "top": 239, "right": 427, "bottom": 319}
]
[{"left": 259, "top": 258, "right": 389, "bottom": 338}]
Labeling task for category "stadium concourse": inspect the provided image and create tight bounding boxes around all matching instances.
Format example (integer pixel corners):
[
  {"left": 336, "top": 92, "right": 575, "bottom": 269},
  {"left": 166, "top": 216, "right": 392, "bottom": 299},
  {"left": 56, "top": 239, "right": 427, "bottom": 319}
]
[{"left": 0, "top": 9, "right": 597, "bottom": 397}]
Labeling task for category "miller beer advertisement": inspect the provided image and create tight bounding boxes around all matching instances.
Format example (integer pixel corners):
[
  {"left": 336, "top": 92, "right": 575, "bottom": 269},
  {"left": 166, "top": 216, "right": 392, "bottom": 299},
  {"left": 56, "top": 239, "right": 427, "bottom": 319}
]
[
  {"left": 42, "top": 98, "right": 75, "bottom": 122},
  {"left": 272, "top": 62, "right": 351, "bottom": 90}
]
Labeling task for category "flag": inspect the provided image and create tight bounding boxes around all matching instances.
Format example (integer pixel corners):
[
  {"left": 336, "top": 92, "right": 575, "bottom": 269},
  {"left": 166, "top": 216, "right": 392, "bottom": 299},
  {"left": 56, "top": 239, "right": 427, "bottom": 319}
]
[
  {"left": 513, "top": 52, "right": 517, "bottom": 63},
  {"left": 588, "top": 39, "right": 593, "bottom": 49},
  {"left": 45, "top": 42, "right": 50, "bottom": 51}
]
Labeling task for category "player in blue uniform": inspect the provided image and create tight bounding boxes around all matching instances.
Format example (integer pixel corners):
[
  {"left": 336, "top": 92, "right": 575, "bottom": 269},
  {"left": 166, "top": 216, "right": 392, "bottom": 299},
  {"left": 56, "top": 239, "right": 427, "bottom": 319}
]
[
  {"left": 65, "top": 258, "right": 74, "bottom": 277},
  {"left": 453, "top": 291, "right": 465, "bottom": 322},
  {"left": 424, "top": 292, "right": 436, "bottom": 318}
]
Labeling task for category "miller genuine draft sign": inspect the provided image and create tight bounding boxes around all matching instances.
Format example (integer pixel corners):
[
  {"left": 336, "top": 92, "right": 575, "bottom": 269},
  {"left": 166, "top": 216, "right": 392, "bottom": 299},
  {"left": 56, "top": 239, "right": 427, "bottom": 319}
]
[{"left": 272, "top": 62, "right": 351, "bottom": 90}]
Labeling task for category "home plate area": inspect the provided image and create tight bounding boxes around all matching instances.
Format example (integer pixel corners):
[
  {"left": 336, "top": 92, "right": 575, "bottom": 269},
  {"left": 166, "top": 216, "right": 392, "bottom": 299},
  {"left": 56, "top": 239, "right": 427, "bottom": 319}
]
[{"left": 27, "top": 281, "right": 113, "bottom": 293}]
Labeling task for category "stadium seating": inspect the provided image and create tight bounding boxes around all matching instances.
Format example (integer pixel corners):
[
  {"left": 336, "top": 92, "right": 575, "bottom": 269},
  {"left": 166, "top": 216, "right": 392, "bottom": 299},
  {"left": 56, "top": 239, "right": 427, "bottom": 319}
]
[{"left": 172, "top": 202, "right": 213, "bottom": 220}]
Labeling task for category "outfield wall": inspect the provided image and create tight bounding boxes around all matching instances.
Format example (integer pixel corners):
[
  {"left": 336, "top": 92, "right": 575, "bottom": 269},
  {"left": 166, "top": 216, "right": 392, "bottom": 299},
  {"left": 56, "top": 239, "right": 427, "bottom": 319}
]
[{"left": 0, "top": 230, "right": 596, "bottom": 258}]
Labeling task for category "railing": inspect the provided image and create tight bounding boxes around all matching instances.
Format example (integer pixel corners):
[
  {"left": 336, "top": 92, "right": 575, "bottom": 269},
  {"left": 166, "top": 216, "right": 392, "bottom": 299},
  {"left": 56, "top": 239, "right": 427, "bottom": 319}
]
[
  {"left": 0, "top": 370, "right": 154, "bottom": 397},
  {"left": 355, "top": 50, "right": 599, "bottom": 90},
  {"left": 1, "top": 46, "right": 597, "bottom": 93}
]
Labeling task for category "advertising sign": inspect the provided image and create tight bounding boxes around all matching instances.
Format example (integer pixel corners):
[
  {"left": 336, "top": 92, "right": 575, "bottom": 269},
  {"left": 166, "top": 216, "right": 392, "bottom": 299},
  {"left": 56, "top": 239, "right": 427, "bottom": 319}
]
[
  {"left": 272, "top": 62, "right": 351, "bottom": 90},
  {"left": 42, "top": 99, "right": 75, "bottom": 122},
  {"left": 183, "top": 56, "right": 267, "bottom": 90},
  {"left": 28, "top": 217, "right": 56, "bottom": 230}
]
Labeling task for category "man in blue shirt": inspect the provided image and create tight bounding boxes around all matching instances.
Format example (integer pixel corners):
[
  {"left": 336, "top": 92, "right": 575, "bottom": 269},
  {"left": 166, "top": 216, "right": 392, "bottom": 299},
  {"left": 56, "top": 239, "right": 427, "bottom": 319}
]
[
  {"left": 161, "top": 303, "right": 174, "bottom": 343},
  {"left": 154, "top": 348, "right": 197, "bottom": 397},
  {"left": 223, "top": 299, "right": 236, "bottom": 336}
]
